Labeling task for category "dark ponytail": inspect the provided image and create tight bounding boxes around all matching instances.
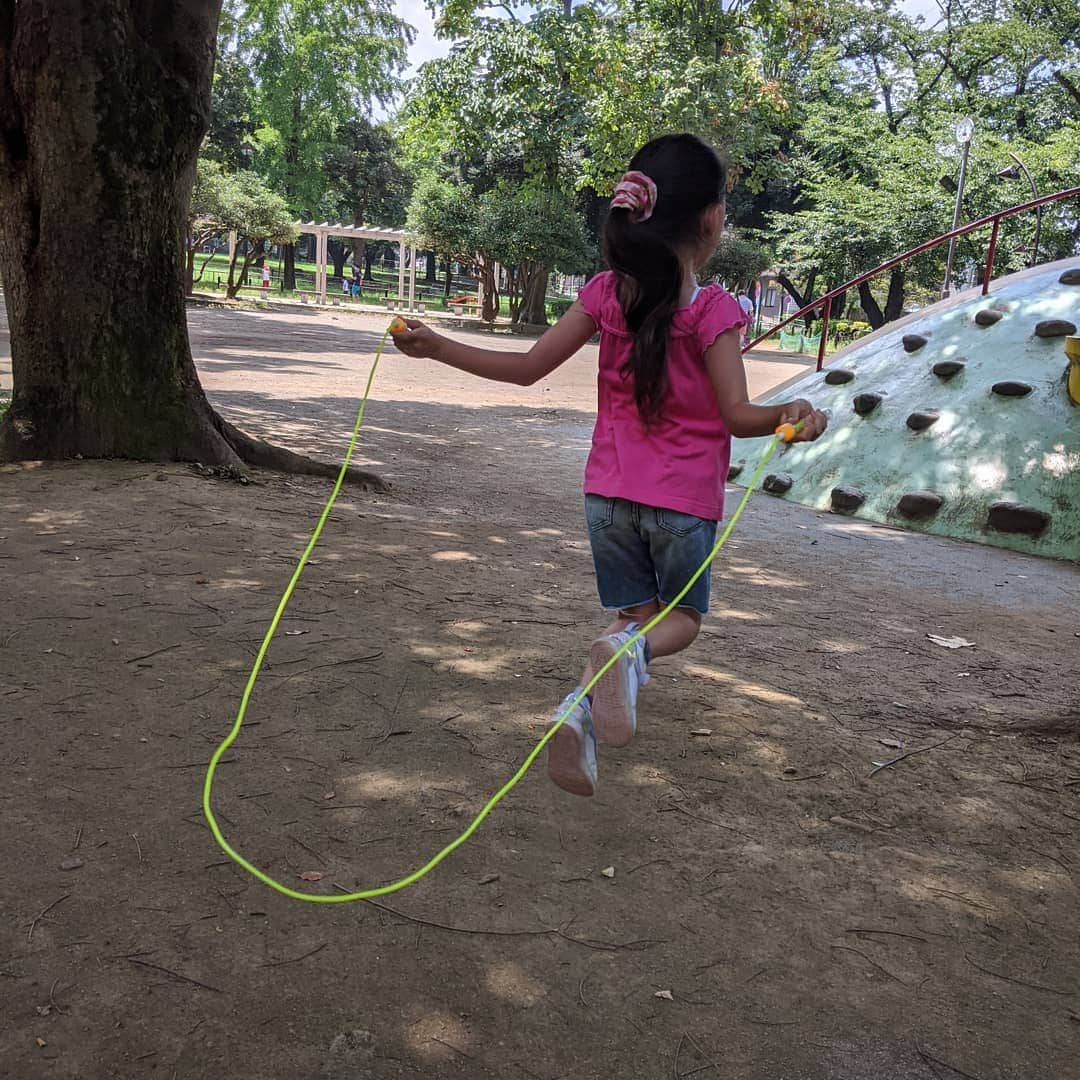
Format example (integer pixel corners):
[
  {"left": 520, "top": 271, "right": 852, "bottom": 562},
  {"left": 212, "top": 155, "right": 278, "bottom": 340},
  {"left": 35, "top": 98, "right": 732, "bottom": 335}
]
[{"left": 602, "top": 134, "right": 726, "bottom": 423}]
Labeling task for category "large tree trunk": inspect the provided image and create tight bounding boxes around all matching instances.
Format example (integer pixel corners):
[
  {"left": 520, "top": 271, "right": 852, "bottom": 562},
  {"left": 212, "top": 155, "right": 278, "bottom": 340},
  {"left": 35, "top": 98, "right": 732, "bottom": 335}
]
[
  {"left": 328, "top": 239, "right": 348, "bottom": 280},
  {"left": 282, "top": 243, "right": 297, "bottom": 291},
  {"left": 858, "top": 281, "right": 886, "bottom": 329},
  {"left": 479, "top": 258, "right": 499, "bottom": 323},
  {"left": 0, "top": 1, "right": 382, "bottom": 490},
  {"left": 776, "top": 270, "right": 818, "bottom": 327},
  {"left": 424, "top": 250, "right": 436, "bottom": 284},
  {"left": 185, "top": 245, "right": 197, "bottom": 296},
  {"left": 884, "top": 268, "right": 905, "bottom": 323},
  {"left": 515, "top": 262, "right": 550, "bottom": 326}
]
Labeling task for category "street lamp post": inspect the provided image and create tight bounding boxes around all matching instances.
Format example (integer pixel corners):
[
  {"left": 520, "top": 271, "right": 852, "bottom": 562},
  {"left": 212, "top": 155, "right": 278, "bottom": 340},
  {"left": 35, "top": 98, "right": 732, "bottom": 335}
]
[
  {"left": 997, "top": 152, "right": 1041, "bottom": 268},
  {"left": 942, "top": 117, "right": 975, "bottom": 299}
]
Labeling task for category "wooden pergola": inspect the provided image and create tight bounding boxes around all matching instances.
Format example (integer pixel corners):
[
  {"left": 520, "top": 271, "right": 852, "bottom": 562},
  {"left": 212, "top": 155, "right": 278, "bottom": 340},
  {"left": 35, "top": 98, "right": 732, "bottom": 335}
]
[{"left": 297, "top": 221, "right": 418, "bottom": 309}]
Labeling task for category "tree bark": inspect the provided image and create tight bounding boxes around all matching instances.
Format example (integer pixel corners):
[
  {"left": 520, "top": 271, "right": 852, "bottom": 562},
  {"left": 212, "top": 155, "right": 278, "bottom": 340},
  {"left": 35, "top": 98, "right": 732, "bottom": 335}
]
[
  {"left": 478, "top": 258, "right": 499, "bottom": 322},
  {"left": 515, "top": 262, "right": 550, "bottom": 326},
  {"left": 884, "top": 268, "right": 905, "bottom": 323},
  {"left": 328, "top": 238, "right": 348, "bottom": 279},
  {"left": 776, "top": 270, "right": 819, "bottom": 326},
  {"left": 0, "top": 1, "right": 382, "bottom": 489},
  {"left": 857, "top": 282, "right": 885, "bottom": 329},
  {"left": 282, "top": 243, "right": 297, "bottom": 291},
  {"left": 424, "top": 250, "right": 436, "bottom": 284}
]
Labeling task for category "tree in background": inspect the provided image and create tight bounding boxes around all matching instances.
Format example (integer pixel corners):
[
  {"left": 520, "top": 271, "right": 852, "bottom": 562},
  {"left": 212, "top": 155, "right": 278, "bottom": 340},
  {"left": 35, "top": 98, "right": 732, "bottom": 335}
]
[
  {"left": 217, "top": 172, "right": 299, "bottom": 298},
  {"left": 220, "top": 0, "right": 411, "bottom": 287},
  {"left": 320, "top": 119, "right": 413, "bottom": 278},
  {"left": 401, "top": 6, "right": 598, "bottom": 324},
  {"left": 486, "top": 187, "right": 592, "bottom": 325},
  {"left": 406, "top": 174, "right": 477, "bottom": 303},
  {"left": 203, "top": 49, "right": 259, "bottom": 171},
  {"left": 702, "top": 233, "right": 772, "bottom": 293},
  {"left": 186, "top": 160, "right": 231, "bottom": 295},
  {"left": 760, "top": 0, "right": 1080, "bottom": 326}
]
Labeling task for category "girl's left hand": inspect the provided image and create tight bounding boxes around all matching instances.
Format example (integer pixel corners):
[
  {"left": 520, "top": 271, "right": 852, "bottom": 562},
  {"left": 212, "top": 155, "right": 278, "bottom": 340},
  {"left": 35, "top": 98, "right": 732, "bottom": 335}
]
[{"left": 780, "top": 399, "right": 829, "bottom": 442}]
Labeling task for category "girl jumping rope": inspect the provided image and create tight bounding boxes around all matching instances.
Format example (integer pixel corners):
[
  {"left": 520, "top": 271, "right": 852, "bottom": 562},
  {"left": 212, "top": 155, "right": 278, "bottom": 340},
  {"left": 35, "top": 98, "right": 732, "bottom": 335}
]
[{"left": 391, "top": 134, "right": 827, "bottom": 798}]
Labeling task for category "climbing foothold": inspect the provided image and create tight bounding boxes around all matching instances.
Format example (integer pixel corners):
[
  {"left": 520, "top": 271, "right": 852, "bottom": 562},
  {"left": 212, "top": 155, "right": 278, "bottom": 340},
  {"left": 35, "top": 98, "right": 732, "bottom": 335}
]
[
  {"left": 388, "top": 316, "right": 408, "bottom": 334},
  {"left": 902, "top": 334, "right": 928, "bottom": 353},
  {"left": 824, "top": 368, "right": 855, "bottom": 385},
  {"left": 852, "top": 392, "right": 883, "bottom": 416},
  {"left": 906, "top": 410, "right": 940, "bottom": 431},
  {"left": 991, "top": 381, "right": 1033, "bottom": 397},
  {"left": 830, "top": 485, "right": 865, "bottom": 514},
  {"left": 974, "top": 309, "right": 1004, "bottom": 327},
  {"left": 1034, "top": 318, "right": 1077, "bottom": 338},
  {"left": 932, "top": 359, "right": 966, "bottom": 379},
  {"left": 987, "top": 501, "right": 1050, "bottom": 537},
  {"left": 1058, "top": 268, "right": 1080, "bottom": 285},
  {"left": 727, "top": 460, "right": 745, "bottom": 481},
  {"left": 897, "top": 491, "right": 944, "bottom": 520},
  {"left": 763, "top": 473, "right": 793, "bottom": 495}
]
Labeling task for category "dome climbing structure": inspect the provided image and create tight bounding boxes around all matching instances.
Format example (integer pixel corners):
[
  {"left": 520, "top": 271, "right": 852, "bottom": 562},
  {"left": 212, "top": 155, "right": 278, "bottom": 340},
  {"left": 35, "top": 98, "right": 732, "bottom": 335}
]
[{"left": 733, "top": 261, "right": 1080, "bottom": 560}]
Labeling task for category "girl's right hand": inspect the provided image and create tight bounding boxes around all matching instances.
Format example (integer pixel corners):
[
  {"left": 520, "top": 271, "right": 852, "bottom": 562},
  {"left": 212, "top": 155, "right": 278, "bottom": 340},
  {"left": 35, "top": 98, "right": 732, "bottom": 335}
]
[
  {"left": 779, "top": 398, "right": 828, "bottom": 442},
  {"left": 390, "top": 319, "right": 443, "bottom": 360}
]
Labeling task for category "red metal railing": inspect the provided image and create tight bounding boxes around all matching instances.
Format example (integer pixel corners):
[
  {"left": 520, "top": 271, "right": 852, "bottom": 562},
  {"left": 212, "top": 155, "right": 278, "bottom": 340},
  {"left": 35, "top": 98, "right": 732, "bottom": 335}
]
[{"left": 746, "top": 186, "right": 1080, "bottom": 371}]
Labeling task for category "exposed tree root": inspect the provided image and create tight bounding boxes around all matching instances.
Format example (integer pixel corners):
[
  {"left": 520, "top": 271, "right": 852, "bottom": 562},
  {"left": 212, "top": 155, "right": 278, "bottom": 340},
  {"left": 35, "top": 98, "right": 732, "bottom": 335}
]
[
  {"left": 214, "top": 414, "right": 387, "bottom": 491},
  {"left": 0, "top": 407, "right": 388, "bottom": 492}
]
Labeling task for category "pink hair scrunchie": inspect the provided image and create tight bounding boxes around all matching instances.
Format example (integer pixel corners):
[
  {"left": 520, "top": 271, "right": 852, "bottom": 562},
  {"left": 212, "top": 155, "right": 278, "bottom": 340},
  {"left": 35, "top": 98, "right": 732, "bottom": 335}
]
[{"left": 610, "top": 170, "right": 658, "bottom": 223}]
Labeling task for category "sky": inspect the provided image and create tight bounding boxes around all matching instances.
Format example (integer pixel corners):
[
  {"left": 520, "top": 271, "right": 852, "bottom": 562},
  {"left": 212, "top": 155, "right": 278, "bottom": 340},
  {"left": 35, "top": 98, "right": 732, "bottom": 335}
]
[{"left": 395, "top": 0, "right": 946, "bottom": 75}]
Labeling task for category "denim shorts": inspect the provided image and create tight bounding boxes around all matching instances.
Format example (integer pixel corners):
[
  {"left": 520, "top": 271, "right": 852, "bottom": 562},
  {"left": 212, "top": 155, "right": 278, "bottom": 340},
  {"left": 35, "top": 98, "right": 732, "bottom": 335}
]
[{"left": 584, "top": 495, "right": 718, "bottom": 615}]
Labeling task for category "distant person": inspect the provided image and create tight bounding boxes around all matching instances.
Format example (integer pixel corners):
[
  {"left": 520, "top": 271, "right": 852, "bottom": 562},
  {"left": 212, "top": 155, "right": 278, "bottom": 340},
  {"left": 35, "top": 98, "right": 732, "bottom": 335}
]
[
  {"left": 391, "top": 133, "right": 827, "bottom": 797},
  {"left": 341, "top": 278, "right": 350, "bottom": 295},
  {"left": 261, "top": 264, "right": 272, "bottom": 291},
  {"left": 736, "top": 289, "right": 754, "bottom": 347}
]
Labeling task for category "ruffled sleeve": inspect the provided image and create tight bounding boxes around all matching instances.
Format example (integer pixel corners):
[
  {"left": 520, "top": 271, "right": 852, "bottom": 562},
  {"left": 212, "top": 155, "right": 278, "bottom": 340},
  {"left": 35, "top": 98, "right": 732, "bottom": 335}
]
[
  {"left": 577, "top": 271, "right": 615, "bottom": 330},
  {"left": 695, "top": 287, "right": 748, "bottom": 353}
]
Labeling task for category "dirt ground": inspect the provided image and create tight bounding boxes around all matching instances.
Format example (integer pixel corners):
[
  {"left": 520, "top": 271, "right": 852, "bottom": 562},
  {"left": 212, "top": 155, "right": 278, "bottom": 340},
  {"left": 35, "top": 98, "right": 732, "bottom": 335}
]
[{"left": 1, "top": 302, "right": 1079, "bottom": 1080}]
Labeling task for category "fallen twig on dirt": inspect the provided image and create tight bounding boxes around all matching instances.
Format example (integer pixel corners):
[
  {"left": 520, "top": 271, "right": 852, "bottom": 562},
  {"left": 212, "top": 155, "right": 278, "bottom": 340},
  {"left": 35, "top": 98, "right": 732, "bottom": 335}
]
[
  {"left": 27, "top": 894, "right": 70, "bottom": 943},
  {"left": 125, "top": 642, "right": 184, "bottom": 664},
  {"left": 363, "top": 898, "right": 663, "bottom": 953},
  {"left": 431, "top": 1035, "right": 474, "bottom": 1060},
  {"left": 260, "top": 942, "right": 328, "bottom": 968},
  {"left": 674, "top": 1031, "right": 721, "bottom": 1078},
  {"left": 127, "top": 957, "right": 223, "bottom": 993},
  {"left": 846, "top": 928, "right": 928, "bottom": 943},
  {"left": 658, "top": 803, "right": 750, "bottom": 835},
  {"left": 917, "top": 1044, "right": 988, "bottom": 1080},
  {"left": 869, "top": 735, "right": 959, "bottom": 777},
  {"left": 830, "top": 944, "right": 908, "bottom": 984},
  {"left": 286, "top": 834, "right": 327, "bottom": 865},
  {"left": 964, "top": 954, "right": 1074, "bottom": 997}
]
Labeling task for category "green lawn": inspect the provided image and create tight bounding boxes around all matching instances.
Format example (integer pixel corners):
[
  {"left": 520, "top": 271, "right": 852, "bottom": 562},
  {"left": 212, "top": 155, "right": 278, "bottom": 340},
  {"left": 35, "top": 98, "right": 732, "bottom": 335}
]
[{"left": 191, "top": 253, "right": 572, "bottom": 318}]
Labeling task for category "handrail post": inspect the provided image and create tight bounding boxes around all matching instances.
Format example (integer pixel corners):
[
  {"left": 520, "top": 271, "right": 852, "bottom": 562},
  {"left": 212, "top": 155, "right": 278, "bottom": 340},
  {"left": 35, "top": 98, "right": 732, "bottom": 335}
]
[
  {"left": 817, "top": 296, "right": 832, "bottom": 372},
  {"left": 982, "top": 218, "right": 1001, "bottom": 295}
]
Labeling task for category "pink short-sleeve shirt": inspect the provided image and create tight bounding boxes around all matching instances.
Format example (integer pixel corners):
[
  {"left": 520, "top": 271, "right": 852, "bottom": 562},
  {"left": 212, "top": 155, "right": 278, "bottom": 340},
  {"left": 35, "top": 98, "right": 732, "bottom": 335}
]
[{"left": 577, "top": 271, "right": 747, "bottom": 521}]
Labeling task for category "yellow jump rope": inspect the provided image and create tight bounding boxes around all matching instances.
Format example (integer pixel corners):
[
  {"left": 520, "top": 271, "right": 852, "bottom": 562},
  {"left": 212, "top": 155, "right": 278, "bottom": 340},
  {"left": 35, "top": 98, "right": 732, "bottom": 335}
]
[{"left": 201, "top": 319, "right": 803, "bottom": 903}]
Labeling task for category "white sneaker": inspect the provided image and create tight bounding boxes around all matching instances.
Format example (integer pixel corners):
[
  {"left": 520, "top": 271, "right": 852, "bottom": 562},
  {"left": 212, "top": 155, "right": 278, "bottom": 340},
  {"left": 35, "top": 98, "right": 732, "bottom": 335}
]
[
  {"left": 588, "top": 626, "right": 649, "bottom": 747},
  {"left": 547, "top": 689, "right": 597, "bottom": 797}
]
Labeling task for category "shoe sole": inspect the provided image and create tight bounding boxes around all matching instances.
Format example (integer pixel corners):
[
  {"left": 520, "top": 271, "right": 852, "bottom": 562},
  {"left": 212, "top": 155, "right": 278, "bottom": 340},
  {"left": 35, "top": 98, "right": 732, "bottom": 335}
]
[
  {"left": 589, "top": 638, "right": 635, "bottom": 747},
  {"left": 547, "top": 723, "right": 595, "bottom": 797}
]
